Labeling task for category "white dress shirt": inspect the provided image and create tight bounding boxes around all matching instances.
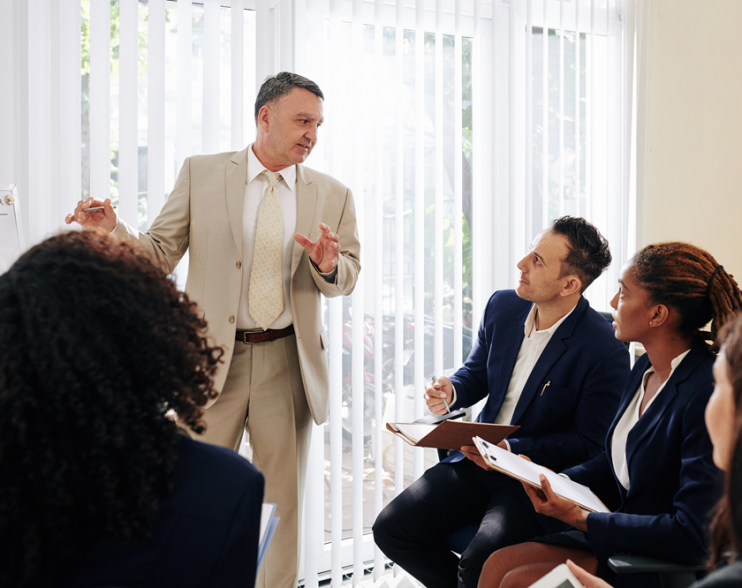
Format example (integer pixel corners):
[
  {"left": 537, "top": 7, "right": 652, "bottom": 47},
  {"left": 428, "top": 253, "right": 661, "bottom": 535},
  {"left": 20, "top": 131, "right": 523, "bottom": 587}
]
[
  {"left": 494, "top": 303, "right": 576, "bottom": 425},
  {"left": 610, "top": 349, "right": 690, "bottom": 490},
  {"left": 236, "top": 145, "right": 298, "bottom": 330}
]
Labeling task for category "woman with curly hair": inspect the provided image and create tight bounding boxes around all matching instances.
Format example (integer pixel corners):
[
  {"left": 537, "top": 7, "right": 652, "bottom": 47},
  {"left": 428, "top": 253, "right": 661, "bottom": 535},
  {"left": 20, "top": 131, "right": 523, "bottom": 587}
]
[
  {"left": 477, "top": 242, "right": 742, "bottom": 588},
  {"left": 0, "top": 230, "right": 265, "bottom": 588}
]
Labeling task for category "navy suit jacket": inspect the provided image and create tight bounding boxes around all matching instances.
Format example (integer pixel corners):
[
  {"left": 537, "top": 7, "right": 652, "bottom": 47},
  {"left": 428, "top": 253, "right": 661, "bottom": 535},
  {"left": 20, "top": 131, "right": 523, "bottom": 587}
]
[
  {"left": 564, "top": 342, "right": 722, "bottom": 566},
  {"left": 60, "top": 436, "right": 265, "bottom": 588},
  {"left": 448, "top": 290, "right": 630, "bottom": 472}
]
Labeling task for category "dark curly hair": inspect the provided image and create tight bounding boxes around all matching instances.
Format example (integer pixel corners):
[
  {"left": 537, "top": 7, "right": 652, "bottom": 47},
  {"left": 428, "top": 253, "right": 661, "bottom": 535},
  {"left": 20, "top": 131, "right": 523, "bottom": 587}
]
[
  {"left": 0, "top": 230, "right": 223, "bottom": 587},
  {"left": 630, "top": 242, "right": 742, "bottom": 349},
  {"left": 550, "top": 216, "right": 612, "bottom": 292},
  {"left": 708, "top": 313, "right": 742, "bottom": 568}
]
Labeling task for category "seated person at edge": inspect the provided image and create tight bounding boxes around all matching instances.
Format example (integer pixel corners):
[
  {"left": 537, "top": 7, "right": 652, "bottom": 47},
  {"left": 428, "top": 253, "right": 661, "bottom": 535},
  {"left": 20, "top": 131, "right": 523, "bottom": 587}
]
[
  {"left": 373, "top": 216, "right": 631, "bottom": 588},
  {"left": 478, "top": 242, "right": 742, "bottom": 588},
  {"left": 0, "top": 231, "right": 265, "bottom": 588},
  {"left": 565, "top": 313, "right": 742, "bottom": 588}
]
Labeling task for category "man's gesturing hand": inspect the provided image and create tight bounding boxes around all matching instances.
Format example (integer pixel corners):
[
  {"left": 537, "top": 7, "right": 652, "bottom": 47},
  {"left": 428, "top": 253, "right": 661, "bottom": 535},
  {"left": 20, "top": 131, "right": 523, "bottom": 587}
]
[
  {"left": 65, "top": 198, "right": 117, "bottom": 233},
  {"left": 294, "top": 223, "right": 340, "bottom": 274}
]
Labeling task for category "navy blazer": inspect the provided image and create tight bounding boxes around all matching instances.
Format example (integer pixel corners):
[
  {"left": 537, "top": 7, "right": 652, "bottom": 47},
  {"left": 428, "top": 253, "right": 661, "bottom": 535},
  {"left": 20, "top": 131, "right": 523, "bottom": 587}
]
[
  {"left": 449, "top": 290, "right": 630, "bottom": 472},
  {"left": 60, "top": 436, "right": 265, "bottom": 588},
  {"left": 564, "top": 342, "right": 721, "bottom": 566}
]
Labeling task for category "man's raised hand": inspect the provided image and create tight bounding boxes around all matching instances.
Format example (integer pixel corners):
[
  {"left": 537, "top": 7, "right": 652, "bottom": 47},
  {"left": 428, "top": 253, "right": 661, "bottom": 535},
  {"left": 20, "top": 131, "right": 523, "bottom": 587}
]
[
  {"left": 294, "top": 222, "right": 340, "bottom": 273},
  {"left": 65, "top": 198, "right": 117, "bottom": 233}
]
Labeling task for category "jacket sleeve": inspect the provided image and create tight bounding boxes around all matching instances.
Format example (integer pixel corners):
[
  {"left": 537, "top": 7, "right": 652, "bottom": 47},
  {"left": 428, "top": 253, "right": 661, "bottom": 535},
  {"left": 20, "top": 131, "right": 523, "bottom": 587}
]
[
  {"left": 506, "top": 345, "right": 629, "bottom": 470},
  {"left": 449, "top": 296, "right": 495, "bottom": 409},
  {"left": 114, "top": 157, "right": 192, "bottom": 275},
  {"left": 585, "top": 383, "right": 720, "bottom": 565},
  {"left": 309, "top": 186, "right": 361, "bottom": 298}
]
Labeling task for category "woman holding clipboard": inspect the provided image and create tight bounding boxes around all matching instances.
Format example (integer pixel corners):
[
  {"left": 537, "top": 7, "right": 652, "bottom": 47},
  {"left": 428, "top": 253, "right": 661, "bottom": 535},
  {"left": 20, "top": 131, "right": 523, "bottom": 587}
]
[{"left": 477, "top": 243, "right": 742, "bottom": 588}]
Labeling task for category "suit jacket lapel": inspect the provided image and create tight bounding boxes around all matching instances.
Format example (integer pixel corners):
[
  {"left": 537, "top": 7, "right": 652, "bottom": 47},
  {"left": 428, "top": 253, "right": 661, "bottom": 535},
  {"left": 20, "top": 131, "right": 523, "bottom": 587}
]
[
  {"left": 625, "top": 344, "right": 705, "bottom": 469},
  {"left": 510, "top": 296, "right": 587, "bottom": 425},
  {"left": 292, "top": 164, "right": 318, "bottom": 277},
  {"left": 226, "top": 147, "right": 249, "bottom": 259}
]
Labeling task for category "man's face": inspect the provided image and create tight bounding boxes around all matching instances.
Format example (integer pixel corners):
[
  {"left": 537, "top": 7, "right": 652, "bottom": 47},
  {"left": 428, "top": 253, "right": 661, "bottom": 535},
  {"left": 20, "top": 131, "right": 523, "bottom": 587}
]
[
  {"left": 515, "top": 229, "right": 572, "bottom": 303},
  {"left": 256, "top": 87, "right": 324, "bottom": 170}
]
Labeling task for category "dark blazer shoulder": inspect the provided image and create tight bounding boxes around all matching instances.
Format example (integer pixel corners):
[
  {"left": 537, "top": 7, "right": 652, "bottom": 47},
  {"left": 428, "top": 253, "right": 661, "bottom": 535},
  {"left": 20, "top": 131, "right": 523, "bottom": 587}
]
[{"left": 170, "top": 436, "right": 264, "bottom": 516}]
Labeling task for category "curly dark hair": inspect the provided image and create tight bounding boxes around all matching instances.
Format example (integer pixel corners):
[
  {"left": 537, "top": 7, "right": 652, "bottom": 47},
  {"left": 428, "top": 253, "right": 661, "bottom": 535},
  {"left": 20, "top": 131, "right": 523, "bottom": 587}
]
[
  {"left": 630, "top": 242, "right": 742, "bottom": 349},
  {"left": 708, "top": 313, "right": 742, "bottom": 568},
  {"left": 550, "top": 216, "right": 612, "bottom": 292},
  {"left": 0, "top": 230, "right": 223, "bottom": 587}
]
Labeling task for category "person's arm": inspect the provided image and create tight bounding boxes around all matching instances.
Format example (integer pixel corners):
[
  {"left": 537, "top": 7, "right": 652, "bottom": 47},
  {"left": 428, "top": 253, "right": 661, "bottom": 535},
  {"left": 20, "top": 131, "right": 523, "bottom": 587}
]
[
  {"left": 112, "top": 157, "right": 193, "bottom": 275},
  {"left": 584, "top": 385, "right": 719, "bottom": 564},
  {"left": 295, "top": 187, "right": 361, "bottom": 298},
  {"left": 507, "top": 345, "right": 629, "bottom": 470},
  {"left": 446, "top": 296, "right": 495, "bottom": 410}
]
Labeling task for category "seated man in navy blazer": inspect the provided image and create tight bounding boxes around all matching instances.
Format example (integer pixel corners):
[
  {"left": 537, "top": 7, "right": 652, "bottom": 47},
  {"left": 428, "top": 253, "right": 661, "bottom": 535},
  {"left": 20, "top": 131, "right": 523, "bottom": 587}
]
[{"left": 372, "top": 216, "right": 631, "bottom": 588}]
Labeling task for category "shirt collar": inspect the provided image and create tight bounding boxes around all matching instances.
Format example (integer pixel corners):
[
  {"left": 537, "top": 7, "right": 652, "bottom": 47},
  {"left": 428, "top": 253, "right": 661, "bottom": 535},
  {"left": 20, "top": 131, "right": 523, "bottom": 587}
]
[
  {"left": 645, "top": 348, "right": 691, "bottom": 377},
  {"left": 246, "top": 143, "right": 297, "bottom": 192},
  {"left": 523, "top": 301, "right": 578, "bottom": 339}
]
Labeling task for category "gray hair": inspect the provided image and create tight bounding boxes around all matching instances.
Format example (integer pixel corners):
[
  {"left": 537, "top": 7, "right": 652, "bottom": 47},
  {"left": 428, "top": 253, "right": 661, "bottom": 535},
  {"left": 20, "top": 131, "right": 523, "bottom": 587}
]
[{"left": 254, "top": 72, "right": 324, "bottom": 123}]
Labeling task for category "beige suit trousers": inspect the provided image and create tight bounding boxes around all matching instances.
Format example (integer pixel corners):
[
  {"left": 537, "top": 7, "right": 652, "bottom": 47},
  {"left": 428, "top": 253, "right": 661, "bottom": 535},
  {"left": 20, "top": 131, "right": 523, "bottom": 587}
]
[{"left": 199, "top": 334, "right": 312, "bottom": 588}]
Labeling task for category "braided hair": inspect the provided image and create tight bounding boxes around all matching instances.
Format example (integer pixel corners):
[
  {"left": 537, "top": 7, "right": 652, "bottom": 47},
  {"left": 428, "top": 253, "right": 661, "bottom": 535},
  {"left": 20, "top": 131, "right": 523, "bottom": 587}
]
[
  {"left": 631, "top": 242, "right": 742, "bottom": 350},
  {"left": 0, "top": 230, "right": 223, "bottom": 587}
]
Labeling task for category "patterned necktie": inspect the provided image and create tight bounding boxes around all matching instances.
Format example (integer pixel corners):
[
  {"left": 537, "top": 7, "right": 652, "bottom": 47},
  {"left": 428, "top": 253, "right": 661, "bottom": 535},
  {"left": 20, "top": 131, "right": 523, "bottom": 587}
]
[{"left": 248, "top": 170, "right": 284, "bottom": 330}]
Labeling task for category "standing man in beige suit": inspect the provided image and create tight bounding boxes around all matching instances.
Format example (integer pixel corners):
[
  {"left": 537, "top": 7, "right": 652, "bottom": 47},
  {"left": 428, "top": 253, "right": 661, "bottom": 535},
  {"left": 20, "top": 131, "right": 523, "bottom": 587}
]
[{"left": 66, "top": 72, "right": 361, "bottom": 588}]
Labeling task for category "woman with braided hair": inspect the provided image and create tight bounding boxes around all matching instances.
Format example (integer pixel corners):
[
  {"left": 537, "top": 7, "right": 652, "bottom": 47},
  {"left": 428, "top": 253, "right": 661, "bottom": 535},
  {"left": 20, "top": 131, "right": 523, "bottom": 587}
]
[
  {"left": 0, "top": 230, "right": 264, "bottom": 588},
  {"left": 477, "top": 242, "right": 742, "bottom": 588}
]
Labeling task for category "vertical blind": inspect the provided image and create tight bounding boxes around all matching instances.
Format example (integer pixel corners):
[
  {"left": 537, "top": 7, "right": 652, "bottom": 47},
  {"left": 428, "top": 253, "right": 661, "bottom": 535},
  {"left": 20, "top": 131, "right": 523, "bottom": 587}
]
[{"left": 10, "top": 0, "right": 632, "bottom": 586}]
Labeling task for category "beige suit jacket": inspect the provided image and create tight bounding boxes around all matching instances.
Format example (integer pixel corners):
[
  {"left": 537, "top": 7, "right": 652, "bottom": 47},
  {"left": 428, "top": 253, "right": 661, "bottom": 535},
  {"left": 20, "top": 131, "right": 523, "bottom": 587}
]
[{"left": 114, "top": 146, "right": 361, "bottom": 425}]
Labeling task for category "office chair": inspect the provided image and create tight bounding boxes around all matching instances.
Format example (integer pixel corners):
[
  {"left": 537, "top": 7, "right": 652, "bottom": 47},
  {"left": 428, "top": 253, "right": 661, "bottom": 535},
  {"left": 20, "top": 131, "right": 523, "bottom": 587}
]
[{"left": 607, "top": 554, "right": 705, "bottom": 588}]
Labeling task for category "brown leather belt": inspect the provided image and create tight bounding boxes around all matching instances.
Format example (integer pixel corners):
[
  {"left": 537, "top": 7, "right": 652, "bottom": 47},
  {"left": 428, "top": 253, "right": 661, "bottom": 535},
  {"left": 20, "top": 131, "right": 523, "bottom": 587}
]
[{"left": 235, "top": 324, "right": 295, "bottom": 344}]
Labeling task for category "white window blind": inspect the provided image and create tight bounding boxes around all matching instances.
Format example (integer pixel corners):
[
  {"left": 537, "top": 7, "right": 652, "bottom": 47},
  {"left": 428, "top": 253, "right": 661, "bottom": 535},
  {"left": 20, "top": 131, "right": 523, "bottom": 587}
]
[{"left": 8, "top": 1, "right": 632, "bottom": 587}]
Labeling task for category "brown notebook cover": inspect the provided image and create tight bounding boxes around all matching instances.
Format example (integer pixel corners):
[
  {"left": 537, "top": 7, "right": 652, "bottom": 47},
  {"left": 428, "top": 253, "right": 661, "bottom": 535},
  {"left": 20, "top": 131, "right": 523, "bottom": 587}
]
[{"left": 385, "top": 419, "right": 519, "bottom": 450}]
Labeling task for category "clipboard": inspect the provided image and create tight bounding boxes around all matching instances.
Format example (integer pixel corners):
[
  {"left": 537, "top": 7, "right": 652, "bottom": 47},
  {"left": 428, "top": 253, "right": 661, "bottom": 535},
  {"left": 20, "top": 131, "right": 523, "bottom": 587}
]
[
  {"left": 472, "top": 436, "right": 610, "bottom": 514},
  {"left": 385, "top": 419, "right": 519, "bottom": 450},
  {"left": 0, "top": 184, "right": 24, "bottom": 276}
]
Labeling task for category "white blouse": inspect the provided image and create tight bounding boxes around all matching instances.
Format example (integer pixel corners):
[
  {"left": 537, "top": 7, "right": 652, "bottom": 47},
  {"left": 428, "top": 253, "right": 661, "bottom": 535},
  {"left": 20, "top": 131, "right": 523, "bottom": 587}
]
[{"left": 610, "top": 349, "right": 690, "bottom": 490}]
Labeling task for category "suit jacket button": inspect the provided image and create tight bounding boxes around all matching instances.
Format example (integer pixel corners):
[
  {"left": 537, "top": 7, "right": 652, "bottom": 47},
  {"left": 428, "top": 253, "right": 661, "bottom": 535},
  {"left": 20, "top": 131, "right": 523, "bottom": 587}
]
[
  {"left": 236, "top": 261, "right": 242, "bottom": 269},
  {"left": 229, "top": 316, "right": 235, "bottom": 324}
]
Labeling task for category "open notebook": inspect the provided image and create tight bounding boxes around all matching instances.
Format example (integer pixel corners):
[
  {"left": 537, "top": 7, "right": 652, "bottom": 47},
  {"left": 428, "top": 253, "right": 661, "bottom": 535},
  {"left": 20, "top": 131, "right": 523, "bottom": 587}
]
[{"left": 386, "top": 420, "right": 518, "bottom": 450}]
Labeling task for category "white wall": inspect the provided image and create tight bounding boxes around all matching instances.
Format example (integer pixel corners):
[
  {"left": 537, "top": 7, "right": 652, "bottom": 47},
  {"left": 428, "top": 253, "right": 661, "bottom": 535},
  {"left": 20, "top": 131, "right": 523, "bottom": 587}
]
[{"left": 637, "top": 0, "right": 742, "bottom": 280}]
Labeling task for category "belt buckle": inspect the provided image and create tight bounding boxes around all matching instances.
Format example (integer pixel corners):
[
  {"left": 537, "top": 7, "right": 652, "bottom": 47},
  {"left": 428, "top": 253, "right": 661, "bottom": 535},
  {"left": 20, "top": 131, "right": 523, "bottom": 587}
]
[{"left": 241, "top": 331, "right": 251, "bottom": 344}]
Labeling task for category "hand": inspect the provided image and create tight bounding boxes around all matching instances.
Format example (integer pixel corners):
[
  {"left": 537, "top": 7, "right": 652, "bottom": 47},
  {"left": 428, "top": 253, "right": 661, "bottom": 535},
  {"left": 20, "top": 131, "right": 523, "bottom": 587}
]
[
  {"left": 65, "top": 197, "right": 117, "bottom": 232},
  {"left": 460, "top": 445, "right": 490, "bottom": 470},
  {"left": 294, "top": 223, "right": 340, "bottom": 273},
  {"left": 424, "top": 376, "right": 453, "bottom": 415},
  {"left": 565, "top": 559, "right": 613, "bottom": 588},
  {"left": 522, "top": 474, "right": 591, "bottom": 531}
]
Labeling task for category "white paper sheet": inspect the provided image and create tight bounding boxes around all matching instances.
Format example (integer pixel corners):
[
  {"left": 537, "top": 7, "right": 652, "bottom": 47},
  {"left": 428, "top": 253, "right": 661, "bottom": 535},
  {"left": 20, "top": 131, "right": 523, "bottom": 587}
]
[{"left": 473, "top": 436, "right": 609, "bottom": 514}]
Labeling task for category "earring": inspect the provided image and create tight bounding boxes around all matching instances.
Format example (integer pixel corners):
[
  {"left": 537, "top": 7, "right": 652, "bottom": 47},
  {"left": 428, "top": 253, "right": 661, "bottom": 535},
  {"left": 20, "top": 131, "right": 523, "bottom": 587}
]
[{"left": 649, "top": 321, "right": 654, "bottom": 326}]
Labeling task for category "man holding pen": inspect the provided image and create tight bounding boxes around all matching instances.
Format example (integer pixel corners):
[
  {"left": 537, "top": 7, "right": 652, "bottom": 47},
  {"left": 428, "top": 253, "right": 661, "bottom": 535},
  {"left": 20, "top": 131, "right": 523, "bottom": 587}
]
[
  {"left": 66, "top": 72, "right": 360, "bottom": 588},
  {"left": 373, "top": 216, "right": 629, "bottom": 588}
]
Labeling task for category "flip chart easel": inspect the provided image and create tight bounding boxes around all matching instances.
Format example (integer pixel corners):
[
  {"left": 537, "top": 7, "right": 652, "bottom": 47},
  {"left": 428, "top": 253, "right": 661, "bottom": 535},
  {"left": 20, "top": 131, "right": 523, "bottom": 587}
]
[{"left": 0, "top": 184, "right": 24, "bottom": 275}]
